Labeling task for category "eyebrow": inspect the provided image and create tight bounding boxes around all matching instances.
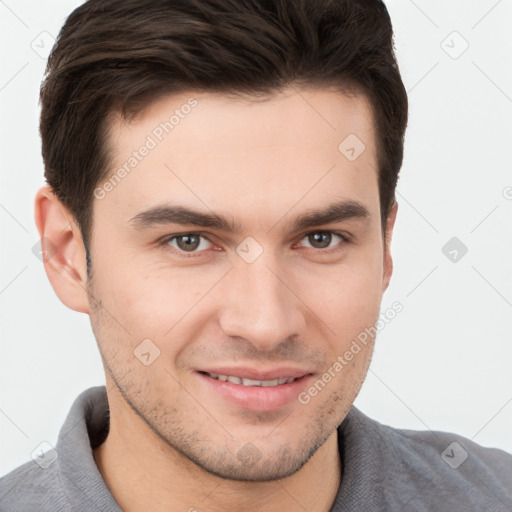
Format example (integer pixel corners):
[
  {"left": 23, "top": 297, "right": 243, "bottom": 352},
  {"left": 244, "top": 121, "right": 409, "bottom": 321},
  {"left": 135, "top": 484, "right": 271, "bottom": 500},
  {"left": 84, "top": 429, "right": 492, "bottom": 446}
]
[{"left": 129, "top": 200, "right": 371, "bottom": 233}]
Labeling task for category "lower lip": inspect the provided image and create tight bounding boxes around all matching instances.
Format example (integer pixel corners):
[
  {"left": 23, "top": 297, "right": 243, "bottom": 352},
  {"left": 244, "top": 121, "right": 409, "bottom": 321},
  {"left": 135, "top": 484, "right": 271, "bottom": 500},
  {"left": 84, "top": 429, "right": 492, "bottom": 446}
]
[{"left": 197, "top": 372, "right": 313, "bottom": 412}]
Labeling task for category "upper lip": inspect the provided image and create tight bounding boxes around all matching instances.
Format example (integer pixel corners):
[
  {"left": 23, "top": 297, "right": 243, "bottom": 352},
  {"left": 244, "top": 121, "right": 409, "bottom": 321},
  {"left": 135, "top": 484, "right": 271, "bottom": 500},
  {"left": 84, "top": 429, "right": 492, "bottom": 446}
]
[{"left": 197, "top": 367, "right": 312, "bottom": 381}]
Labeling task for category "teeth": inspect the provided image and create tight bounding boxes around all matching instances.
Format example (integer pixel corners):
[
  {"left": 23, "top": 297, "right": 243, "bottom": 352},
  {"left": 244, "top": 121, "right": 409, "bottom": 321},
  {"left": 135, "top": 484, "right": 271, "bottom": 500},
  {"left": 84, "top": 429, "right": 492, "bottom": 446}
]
[
  {"left": 207, "top": 372, "right": 298, "bottom": 387},
  {"left": 242, "top": 378, "right": 265, "bottom": 386},
  {"left": 260, "top": 379, "right": 279, "bottom": 387}
]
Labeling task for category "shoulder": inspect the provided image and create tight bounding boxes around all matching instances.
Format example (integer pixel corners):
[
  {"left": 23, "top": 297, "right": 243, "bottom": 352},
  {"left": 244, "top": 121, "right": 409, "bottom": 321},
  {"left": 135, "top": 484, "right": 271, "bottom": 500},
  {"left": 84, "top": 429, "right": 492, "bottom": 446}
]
[
  {"left": 0, "top": 458, "right": 71, "bottom": 511},
  {"left": 386, "top": 419, "right": 512, "bottom": 480},
  {"left": 342, "top": 407, "right": 512, "bottom": 509},
  {"left": 0, "top": 386, "right": 111, "bottom": 512},
  {"left": 389, "top": 424, "right": 512, "bottom": 508}
]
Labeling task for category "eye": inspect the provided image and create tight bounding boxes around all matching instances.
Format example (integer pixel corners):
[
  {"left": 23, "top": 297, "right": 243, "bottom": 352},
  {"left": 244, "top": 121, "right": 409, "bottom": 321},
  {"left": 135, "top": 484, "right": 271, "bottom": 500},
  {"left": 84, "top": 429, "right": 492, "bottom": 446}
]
[
  {"left": 298, "top": 231, "right": 348, "bottom": 251},
  {"left": 163, "top": 233, "right": 214, "bottom": 253},
  {"left": 159, "top": 230, "right": 349, "bottom": 257}
]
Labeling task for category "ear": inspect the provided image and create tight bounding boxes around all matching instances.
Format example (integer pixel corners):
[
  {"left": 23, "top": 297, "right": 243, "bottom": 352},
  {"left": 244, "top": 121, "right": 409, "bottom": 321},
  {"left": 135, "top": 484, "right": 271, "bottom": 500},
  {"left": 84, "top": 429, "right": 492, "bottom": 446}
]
[
  {"left": 382, "top": 200, "right": 398, "bottom": 292},
  {"left": 34, "top": 185, "right": 90, "bottom": 313}
]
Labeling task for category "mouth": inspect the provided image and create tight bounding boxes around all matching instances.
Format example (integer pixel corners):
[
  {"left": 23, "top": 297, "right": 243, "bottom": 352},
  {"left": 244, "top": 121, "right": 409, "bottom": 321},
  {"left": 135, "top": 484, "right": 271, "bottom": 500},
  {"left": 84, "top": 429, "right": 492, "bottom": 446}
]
[
  {"left": 195, "top": 367, "right": 314, "bottom": 412},
  {"left": 199, "top": 371, "right": 299, "bottom": 387}
]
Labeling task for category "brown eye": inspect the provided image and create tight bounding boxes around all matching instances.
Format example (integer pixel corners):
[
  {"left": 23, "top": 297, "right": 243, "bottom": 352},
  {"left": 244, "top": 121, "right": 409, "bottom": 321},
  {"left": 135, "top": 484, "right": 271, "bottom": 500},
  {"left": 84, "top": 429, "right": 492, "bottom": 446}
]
[
  {"left": 165, "top": 234, "right": 213, "bottom": 253},
  {"left": 308, "top": 232, "right": 332, "bottom": 249},
  {"left": 300, "top": 231, "right": 346, "bottom": 250},
  {"left": 176, "top": 234, "right": 200, "bottom": 251}
]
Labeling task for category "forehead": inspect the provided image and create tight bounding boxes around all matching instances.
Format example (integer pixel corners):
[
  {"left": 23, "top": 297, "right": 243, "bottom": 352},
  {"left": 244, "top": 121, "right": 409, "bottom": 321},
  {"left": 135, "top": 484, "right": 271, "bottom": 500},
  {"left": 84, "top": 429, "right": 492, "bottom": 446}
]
[{"left": 98, "top": 87, "right": 380, "bottom": 229}]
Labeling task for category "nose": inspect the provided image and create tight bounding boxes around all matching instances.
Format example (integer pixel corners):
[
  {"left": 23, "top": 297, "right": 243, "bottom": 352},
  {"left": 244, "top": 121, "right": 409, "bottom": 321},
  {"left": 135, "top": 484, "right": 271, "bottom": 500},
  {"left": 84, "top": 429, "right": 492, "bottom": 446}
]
[{"left": 217, "top": 256, "right": 306, "bottom": 352}]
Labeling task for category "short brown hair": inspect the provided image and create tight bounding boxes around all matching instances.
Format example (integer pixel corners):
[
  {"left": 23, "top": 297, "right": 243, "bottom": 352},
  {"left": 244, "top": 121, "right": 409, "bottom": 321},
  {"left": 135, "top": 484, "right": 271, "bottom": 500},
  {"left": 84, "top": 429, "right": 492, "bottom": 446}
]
[{"left": 40, "top": 0, "right": 408, "bottom": 263}]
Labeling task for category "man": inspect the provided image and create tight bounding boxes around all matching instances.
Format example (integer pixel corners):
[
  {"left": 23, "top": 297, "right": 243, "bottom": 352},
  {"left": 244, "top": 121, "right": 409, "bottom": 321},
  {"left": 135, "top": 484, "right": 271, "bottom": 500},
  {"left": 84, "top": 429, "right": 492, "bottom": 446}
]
[{"left": 1, "top": 0, "right": 511, "bottom": 510}]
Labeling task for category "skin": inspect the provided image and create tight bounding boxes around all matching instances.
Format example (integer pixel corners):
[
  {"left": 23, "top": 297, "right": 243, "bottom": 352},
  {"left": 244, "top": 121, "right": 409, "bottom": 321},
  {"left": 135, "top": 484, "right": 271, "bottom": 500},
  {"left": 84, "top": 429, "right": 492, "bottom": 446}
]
[{"left": 35, "top": 87, "right": 398, "bottom": 512}]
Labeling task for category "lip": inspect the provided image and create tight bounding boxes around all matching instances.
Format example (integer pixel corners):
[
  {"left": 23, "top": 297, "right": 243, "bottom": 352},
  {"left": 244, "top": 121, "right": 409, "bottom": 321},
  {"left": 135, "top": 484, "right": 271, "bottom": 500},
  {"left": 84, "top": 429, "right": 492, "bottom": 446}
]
[{"left": 196, "top": 367, "right": 314, "bottom": 412}]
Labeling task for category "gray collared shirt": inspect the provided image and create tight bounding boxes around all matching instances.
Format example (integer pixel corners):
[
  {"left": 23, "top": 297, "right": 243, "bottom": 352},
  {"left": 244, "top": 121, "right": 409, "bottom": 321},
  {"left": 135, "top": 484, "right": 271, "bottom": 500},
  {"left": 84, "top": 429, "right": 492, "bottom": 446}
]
[{"left": 1, "top": 386, "right": 511, "bottom": 511}]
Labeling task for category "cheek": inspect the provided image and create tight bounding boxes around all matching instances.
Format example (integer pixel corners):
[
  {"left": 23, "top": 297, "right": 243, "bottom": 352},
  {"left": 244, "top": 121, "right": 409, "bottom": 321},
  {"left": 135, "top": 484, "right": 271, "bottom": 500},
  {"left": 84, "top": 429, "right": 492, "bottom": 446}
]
[
  {"left": 294, "top": 252, "right": 383, "bottom": 331},
  {"left": 93, "top": 258, "right": 225, "bottom": 339}
]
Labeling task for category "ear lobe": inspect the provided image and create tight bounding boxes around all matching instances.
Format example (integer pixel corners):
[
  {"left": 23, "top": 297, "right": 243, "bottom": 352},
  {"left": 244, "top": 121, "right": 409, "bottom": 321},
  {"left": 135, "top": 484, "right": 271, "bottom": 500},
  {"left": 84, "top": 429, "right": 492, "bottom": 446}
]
[
  {"left": 34, "top": 185, "right": 90, "bottom": 314},
  {"left": 382, "top": 200, "right": 398, "bottom": 292}
]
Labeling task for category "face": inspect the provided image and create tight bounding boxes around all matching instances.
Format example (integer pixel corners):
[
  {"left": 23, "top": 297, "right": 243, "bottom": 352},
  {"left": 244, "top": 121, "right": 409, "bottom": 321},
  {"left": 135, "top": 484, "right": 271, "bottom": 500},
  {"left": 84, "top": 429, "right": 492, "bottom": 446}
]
[{"left": 86, "top": 87, "right": 395, "bottom": 481}]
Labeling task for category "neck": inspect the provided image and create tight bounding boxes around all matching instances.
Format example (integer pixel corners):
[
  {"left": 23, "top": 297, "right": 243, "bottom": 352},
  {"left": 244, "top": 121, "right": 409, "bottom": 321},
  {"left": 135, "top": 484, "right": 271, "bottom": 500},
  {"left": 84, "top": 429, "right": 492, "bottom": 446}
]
[{"left": 93, "top": 387, "right": 342, "bottom": 512}]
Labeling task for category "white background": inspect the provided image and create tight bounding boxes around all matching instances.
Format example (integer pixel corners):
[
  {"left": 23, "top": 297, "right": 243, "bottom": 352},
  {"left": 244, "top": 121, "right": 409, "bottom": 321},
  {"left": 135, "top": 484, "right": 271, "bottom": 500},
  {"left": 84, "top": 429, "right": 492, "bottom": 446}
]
[{"left": 1, "top": 0, "right": 511, "bottom": 477}]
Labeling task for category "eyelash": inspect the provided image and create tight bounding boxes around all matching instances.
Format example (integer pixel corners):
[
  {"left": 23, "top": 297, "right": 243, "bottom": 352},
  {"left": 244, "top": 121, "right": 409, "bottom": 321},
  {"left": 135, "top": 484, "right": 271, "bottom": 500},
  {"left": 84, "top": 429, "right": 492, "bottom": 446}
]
[{"left": 158, "top": 230, "right": 350, "bottom": 258}]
